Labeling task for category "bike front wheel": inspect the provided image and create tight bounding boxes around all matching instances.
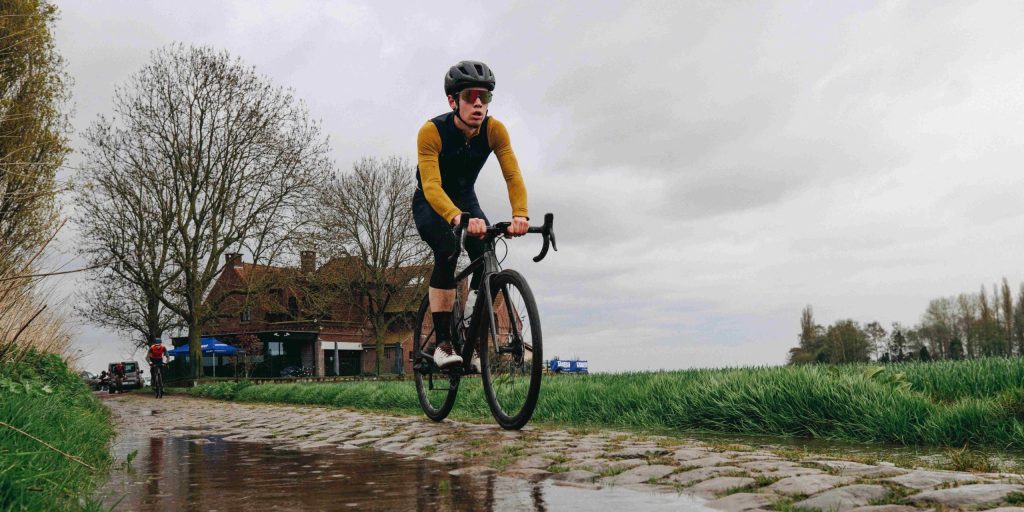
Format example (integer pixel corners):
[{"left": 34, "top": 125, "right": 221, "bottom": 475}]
[
  {"left": 153, "top": 367, "right": 163, "bottom": 398},
  {"left": 413, "top": 295, "right": 459, "bottom": 421},
  {"left": 479, "top": 269, "right": 543, "bottom": 430}
]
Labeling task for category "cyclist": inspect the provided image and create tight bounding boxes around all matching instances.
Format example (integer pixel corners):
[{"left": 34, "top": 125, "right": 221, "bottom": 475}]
[
  {"left": 147, "top": 339, "right": 167, "bottom": 397},
  {"left": 111, "top": 362, "right": 125, "bottom": 394},
  {"left": 413, "top": 60, "right": 530, "bottom": 370}
]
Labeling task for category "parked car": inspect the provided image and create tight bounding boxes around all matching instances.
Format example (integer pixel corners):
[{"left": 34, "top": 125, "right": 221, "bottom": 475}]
[
  {"left": 78, "top": 371, "right": 101, "bottom": 390},
  {"left": 108, "top": 361, "right": 144, "bottom": 390}
]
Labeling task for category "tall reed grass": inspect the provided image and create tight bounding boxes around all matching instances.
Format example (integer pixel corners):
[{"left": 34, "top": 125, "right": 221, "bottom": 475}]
[
  {"left": 1, "top": 241, "right": 114, "bottom": 511},
  {"left": 192, "top": 359, "right": 1024, "bottom": 449}
]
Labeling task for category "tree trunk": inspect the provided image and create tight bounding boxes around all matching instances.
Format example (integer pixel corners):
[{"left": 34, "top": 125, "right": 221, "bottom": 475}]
[
  {"left": 375, "top": 331, "right": 384, "bottom": 376},
  {"left": 189, "top": 324, "right": 202, "bottom": 380},
  {"left": 146, "top": 297, "right": 162, "bottom": 342}
]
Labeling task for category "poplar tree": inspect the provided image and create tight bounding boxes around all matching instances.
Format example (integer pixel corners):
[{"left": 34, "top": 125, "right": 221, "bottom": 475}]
[{"left": 0, "top": 0, "right": 69, "bottom": 273}]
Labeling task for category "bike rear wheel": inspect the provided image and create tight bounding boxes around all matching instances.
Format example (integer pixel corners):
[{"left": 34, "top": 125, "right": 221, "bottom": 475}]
[
  {"left": 413, "top": 295, "right": 459, "bottom": 421},
  {"left": 479, "top": 269, "right": 543, "bottom": 430}
]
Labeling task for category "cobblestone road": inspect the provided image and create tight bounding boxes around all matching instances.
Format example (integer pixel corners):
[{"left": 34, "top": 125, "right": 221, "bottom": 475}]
[{"left": 105, "top": 394, "right": 1024, "bottom": 511}]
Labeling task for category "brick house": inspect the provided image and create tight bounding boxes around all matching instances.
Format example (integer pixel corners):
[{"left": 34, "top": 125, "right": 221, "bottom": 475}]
[{"left": 171, "top": 251, "right": 428, "bottom": 377}]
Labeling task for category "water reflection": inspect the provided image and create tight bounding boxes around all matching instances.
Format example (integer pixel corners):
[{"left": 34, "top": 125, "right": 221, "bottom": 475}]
[{"left": 100, "top": 435, "right": 709, "bottom": 511}]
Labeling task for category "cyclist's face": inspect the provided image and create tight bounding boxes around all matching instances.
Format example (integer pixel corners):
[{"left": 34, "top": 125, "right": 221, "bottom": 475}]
[{"left": 448, "top": 87, "right": 489, "bottom": 127}]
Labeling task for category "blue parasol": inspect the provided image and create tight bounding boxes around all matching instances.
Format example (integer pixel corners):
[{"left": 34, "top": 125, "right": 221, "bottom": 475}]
[{"left": 168, "top": 337, "right": 238, "bottom": 355}]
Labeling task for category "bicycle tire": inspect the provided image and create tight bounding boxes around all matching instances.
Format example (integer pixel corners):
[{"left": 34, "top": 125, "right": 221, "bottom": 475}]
[
  {"left": 153, "top": 366, "right": 163, "bottom": 398},
  {"left": 413, "top": 294, "right": 459, "bottom": 421},
  {"left": 479, "top": 269, "right": 543, "bottom": 430}
]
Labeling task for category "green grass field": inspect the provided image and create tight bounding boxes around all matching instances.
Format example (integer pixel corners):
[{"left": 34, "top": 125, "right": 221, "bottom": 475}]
[
  {"left": 0, "top": 352, "right": 114, "bottom": 512},
  {"left": 189, "top": 358, "right": 1024, "bottom": 449}
]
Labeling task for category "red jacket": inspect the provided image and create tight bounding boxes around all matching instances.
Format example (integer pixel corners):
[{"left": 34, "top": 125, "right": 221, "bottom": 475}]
[{"left": 148, "top": 344, "right": 166, "bottom": 361}]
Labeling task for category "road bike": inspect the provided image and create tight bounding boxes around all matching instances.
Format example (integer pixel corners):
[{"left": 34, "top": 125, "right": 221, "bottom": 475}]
[{"left": 411, "top": 212, "right": 556, "bottom": 430}]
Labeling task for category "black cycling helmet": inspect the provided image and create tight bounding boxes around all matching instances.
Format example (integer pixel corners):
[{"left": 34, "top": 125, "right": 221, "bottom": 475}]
[{"left": 444, "top": 60, "right": 495, "bottom": 97}]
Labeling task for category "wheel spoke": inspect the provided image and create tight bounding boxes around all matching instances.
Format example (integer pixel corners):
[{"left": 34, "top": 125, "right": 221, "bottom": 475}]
[
  {"left": 414, "top": 295, "right": 458, "bottom": 420},
  {"left": 482, "top": 273, "right": 541, "bottom": 429}
]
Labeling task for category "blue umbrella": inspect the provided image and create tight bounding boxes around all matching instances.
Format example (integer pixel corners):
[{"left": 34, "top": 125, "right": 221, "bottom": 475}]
[
  {"left": 169, "top": 337, "right": 238, "bottom": 377},
  {"left": 169, "top": 337, "right": 238, "bottom": 355}
]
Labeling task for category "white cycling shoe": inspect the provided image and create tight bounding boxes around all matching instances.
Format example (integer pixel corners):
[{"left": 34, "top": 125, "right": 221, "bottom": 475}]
[
  {"left": 433, "top": 342, "right": 464, "bottom": 369},
  {"left": 470, "top": 353, "right": 481, "bottom": 373}
]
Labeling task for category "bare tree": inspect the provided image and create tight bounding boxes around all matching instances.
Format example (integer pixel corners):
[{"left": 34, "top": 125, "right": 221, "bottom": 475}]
[
  {"left": 978, "top": 285, "right": 1004, "bottom": 356},
  {"left": 920, "top": 297, "right": 954, "bottom": 360},
  {"left": 80, "top": 45, "right": 330, "bottom": 378},
  {"left": 75, "top": 130, "right": 181, "bottom": 348},
  {"left": 1015, "top": 284, "right": 1024, "bottom": 357},
  {"left": 956, "top": 293, "right": 977, "bottom": 358},
  {"left": 863, "top": 321, "right": 887, "bottom": 361},
  {"left": 234, "top": 333, "right": 263, "bottom": 378},
  {"left": 311, "top": 156, "right": 431, "bottom": 375},
  {"left": 1001, "top": 278, "right": 1014, "bottom": 355}
]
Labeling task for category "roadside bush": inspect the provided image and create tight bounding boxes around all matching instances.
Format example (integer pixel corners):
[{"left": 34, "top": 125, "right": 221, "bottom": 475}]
[
  {"left": 1, "top": 351, "right": 113, "bottom": 511},
  {"left": 996, "top": 386, "right": 1024, "bottom": 421},
  {"left": 190, "top": 380, "right": 253, "bottom": 400}
]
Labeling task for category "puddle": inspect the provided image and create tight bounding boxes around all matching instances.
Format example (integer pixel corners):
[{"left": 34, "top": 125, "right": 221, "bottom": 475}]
[{"left": 99, "top": 434, "right": 711, "bottom": 511}]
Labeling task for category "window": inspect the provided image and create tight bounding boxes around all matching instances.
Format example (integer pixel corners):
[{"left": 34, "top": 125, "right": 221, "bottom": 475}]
[
  {"left": 240, "top": 307, "right": 251, "bottom": 323},
  {"left": 267, "top": 341, "right": 284, "bottom": 356}
]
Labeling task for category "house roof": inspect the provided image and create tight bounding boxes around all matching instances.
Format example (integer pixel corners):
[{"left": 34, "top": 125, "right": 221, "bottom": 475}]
[
  {"left": 209, "top": 254, "right": 428, "bottom": 314},
  {"left": 384, "top": 286, "right": 424, "bottom": 313},
  {"left": 234, "top": 262, "right": 294, "bottom": 285}
]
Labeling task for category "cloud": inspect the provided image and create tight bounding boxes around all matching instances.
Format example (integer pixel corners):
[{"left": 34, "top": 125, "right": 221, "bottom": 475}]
[{"left": 55, "top": 0, "right": 1024, "bottom": 373}]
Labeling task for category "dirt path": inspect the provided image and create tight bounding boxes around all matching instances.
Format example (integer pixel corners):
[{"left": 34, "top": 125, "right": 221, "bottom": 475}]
[{"left": 103, "top": 394, "right": 1024, "bottom": 511}]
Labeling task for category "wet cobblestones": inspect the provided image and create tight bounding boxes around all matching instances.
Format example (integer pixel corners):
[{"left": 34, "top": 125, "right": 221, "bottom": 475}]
[{"left": 105, "top": 394, "right": 1024, "bottom": 511}]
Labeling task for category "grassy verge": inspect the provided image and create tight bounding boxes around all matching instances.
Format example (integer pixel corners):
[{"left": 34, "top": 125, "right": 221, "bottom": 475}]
[
  {"left": 190, "top": 358, "right": 1024, "bottom": 449},
  {"left": 1, "top": 351, "right": 114, "bottom": 511}
]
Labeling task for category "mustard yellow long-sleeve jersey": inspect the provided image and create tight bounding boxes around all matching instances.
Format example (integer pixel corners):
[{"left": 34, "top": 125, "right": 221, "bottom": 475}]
[{"left": 416, "top": 112, "right": 528, "bottom": 223}]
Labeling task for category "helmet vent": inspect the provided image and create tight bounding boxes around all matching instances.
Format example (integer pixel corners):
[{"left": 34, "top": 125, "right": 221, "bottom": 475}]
[{"left": 444, "top": 60, "right": 496, "bottom": 95}]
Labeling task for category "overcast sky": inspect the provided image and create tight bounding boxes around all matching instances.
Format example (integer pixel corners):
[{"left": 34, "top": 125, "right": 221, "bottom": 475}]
[{"left": 51, "top": 0, "right": 1024, "bottom": 373}]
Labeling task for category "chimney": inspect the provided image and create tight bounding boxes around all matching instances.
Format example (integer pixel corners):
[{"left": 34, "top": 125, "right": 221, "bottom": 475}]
[
  {"left": 300, "top": 250, "right": 316, "bottom": 274},
  {"left": 225, "top": 253, "right": 243, "bottom": 268}
]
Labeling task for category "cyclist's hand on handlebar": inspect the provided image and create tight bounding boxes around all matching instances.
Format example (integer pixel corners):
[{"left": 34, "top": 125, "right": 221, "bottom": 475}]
[
  {"left": 467, "top": 218, "right": 486, "bottom": 238},
  {"left": 507, "top": 216, "right": 529, "bottom": 237},
  {"left": 451, "top": 214, "right": 487, "bottom": 239}
]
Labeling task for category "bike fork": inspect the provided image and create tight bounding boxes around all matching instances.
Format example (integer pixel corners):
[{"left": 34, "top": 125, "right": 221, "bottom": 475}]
[{"left": 482, "top": 277, "right": 501, "bottom": 354}]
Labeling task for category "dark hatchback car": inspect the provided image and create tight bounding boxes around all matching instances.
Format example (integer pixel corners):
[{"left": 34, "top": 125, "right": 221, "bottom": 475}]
[{"left": 78, "top": 371, "right": 101, "bottom": 390}]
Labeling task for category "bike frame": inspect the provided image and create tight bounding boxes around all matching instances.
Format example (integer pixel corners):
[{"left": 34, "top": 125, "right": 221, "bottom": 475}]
[
  {"left": 417, "top": 213, "right": 555, "bottom": 388},
  {"left": 151, "top": 363, "right": 163, "bottom": 387},
  {"left": 452, "top": 239, "right": 512, "bottom": 358}
]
